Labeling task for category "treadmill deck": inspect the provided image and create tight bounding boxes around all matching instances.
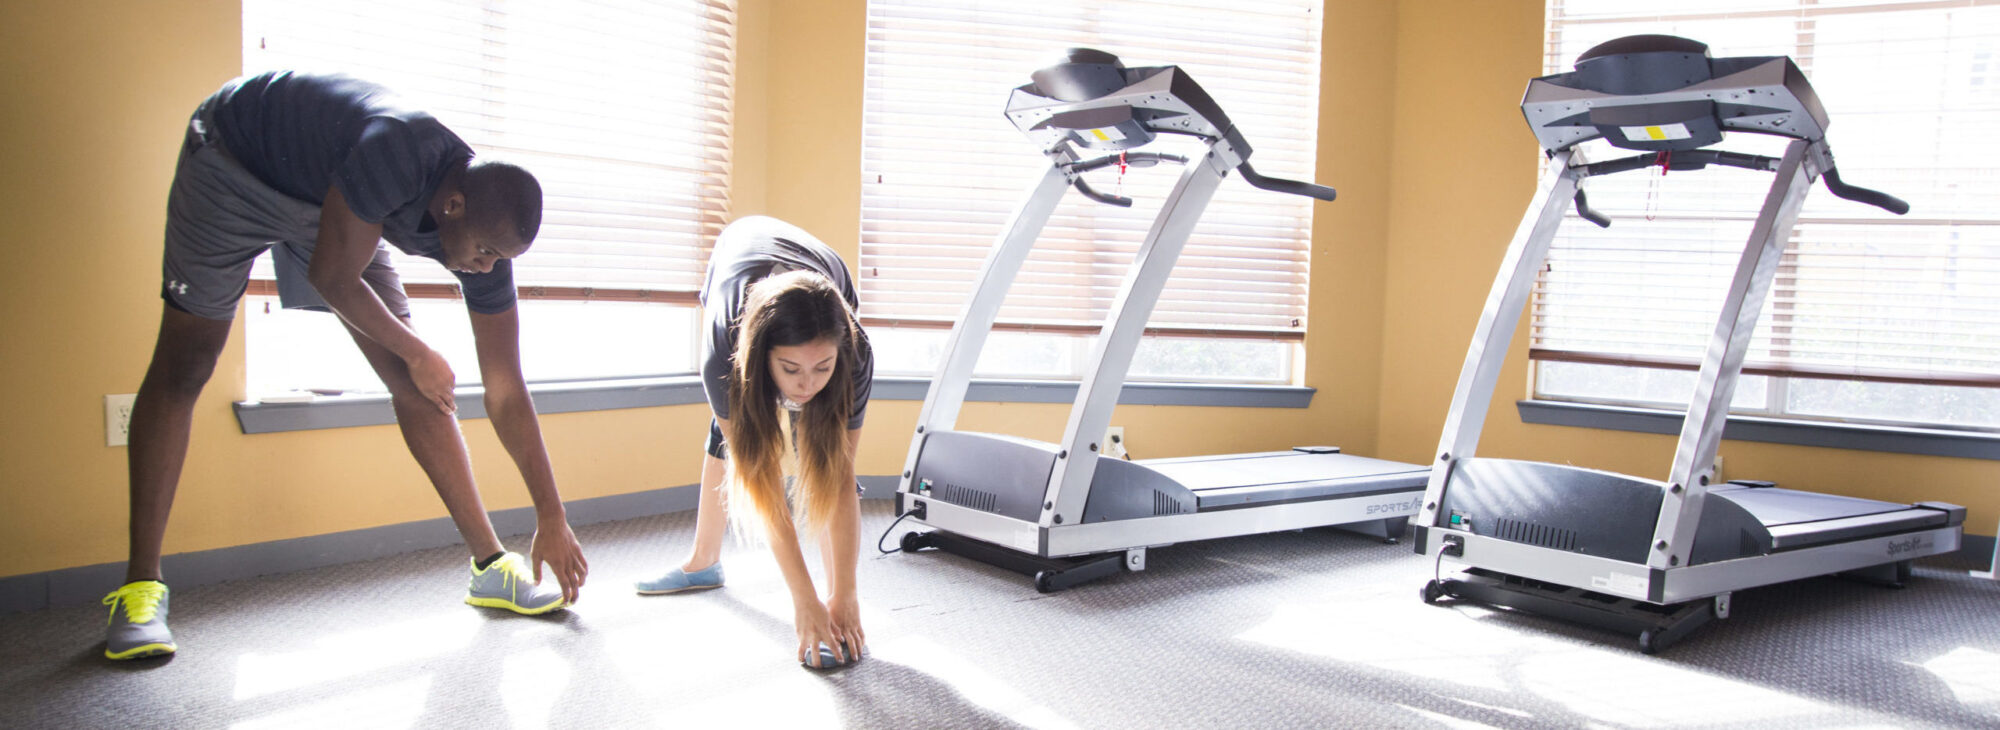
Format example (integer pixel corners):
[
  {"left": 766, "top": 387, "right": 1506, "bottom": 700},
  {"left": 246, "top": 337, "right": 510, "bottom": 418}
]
[
  {"left": 1709, "top": 484, "right": 1958, "bottom": 551},
  {"left": 1142, "top": 451, "right": 1428, "bottom": 511}
]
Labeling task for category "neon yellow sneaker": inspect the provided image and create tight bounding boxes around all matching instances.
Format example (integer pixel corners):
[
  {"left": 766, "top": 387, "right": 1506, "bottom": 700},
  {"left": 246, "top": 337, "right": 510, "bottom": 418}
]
[
  {"left": 464, "top": 552, "right": 566, "bottom": 615},
  {"left": 103, "top": 580, "right": 176, "bottom": 660}
]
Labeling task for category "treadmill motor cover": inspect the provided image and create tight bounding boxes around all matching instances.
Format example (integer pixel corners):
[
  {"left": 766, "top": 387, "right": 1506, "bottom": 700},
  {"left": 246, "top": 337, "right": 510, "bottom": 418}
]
[
  {"left": 1440, "top": 458, "right": 1767, "bottom": 565},
  {"left": 910, "top": 430, "right": 1196, "bottom": 524}
]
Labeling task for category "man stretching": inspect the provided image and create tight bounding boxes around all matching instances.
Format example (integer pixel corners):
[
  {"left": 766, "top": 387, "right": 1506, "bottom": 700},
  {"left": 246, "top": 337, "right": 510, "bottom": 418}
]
[{"left": 103, "top": 70, "right": 589, "bottom": 660}]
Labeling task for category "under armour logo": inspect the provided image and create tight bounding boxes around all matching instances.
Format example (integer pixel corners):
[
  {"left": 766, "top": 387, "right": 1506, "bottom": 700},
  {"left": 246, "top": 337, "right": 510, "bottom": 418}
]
[{"left": 168, "top": 280, "right": 189, "bottom": 295}]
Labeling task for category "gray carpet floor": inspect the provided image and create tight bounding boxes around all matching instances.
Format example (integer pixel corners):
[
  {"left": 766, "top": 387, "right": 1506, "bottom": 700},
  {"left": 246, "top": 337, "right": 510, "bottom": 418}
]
[{"left": 4, "top": 500, "right": 1998, "bottom": 729}]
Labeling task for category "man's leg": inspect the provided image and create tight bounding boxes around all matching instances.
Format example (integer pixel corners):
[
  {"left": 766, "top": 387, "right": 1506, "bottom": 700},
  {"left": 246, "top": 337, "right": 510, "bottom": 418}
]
[
  {"left": 126, "top": 306, "right": 233, "bottom": 582},
  {"left": 341, "top": 319, "right": 562, "bottom": 614},
  {"left": 338, "top": 319, "right": 504, "bottom": 561},
  {"left": 684, "top": 452, "right": 728, "bottom": 572}
]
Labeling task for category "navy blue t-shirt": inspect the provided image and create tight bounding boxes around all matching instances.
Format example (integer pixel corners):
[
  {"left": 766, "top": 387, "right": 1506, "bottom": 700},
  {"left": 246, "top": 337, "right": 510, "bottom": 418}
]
[{"left": 208, "top": 71, "right": 515, "bottom": 313}]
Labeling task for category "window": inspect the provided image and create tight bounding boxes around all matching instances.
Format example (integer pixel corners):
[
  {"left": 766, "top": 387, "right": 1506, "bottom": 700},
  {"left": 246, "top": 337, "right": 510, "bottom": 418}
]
[
  {"left": 859, "top": 0, "right": 1324, "bottom": 384},
  {"left": 239, "top": 0, "right": 736, "bottom": 396},
  {"left": 1534, "top": 0, "right": 2000, "bottom": 431}
]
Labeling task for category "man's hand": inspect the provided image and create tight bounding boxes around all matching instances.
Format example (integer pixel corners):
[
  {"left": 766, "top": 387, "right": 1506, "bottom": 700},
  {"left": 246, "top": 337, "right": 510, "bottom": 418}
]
[
  {"left": 405, "top": 347, "right": 458, "bottom": 415},
  {"left": 826, "top": 592, "right": 866, "bottom": 660},
  {"left": 530, "top": 516, "right": 587, "bottom": 605}
]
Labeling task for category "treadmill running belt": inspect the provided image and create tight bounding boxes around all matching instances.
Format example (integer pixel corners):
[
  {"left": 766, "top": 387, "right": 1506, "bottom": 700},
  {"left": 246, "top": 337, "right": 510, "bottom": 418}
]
[
  {"left": 1144, "top": 452, "right": 1428, "bottom": 510},
  {"left": 1710, "top": 484, "right": 1918, "bottom": 526}
]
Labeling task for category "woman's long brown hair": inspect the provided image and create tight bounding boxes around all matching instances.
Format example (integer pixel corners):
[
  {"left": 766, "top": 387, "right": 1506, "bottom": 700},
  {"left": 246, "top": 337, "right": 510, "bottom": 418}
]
[{"left": 723, "top": 270, "right": 863, "bottom": 537}]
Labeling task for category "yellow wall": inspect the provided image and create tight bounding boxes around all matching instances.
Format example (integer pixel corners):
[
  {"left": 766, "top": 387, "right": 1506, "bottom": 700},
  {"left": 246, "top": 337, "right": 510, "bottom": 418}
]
[
  {"left": 1, "top": 0, "right": 1986, "bottom": 581},
  {"left": 1374, "top": 1, "right": 1999, "bottom": 529}
]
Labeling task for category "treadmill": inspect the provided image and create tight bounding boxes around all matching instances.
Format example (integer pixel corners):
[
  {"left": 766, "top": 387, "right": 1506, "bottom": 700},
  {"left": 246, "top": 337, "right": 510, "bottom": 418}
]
[
  {"left": 894, "top": 49, "right": 1429, "bottom": 592},
  {"left": 1413, "top": 35, "right": 1966, "bottom": 652}
]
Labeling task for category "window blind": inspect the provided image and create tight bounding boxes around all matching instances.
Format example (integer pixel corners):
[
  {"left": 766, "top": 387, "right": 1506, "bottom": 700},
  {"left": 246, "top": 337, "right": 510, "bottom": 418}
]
[
  {"left": 1533, "top": 0, "right": 2000, "bottom": 386},
  {"left": 242, "top": 0, "right": 737, "bottom": 304},
  {"left": 859, "top": 0, "right": 1323, "bottom": 340}
]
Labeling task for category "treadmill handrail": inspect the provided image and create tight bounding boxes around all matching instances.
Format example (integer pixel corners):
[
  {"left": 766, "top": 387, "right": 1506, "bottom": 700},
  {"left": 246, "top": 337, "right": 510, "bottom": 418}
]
[
  {"left": 1064, "top": 152, "right": 1191, "bottom": 207},
  {"left": 1569, "top": 149, "right": 1909, "bottom": 224},
  {"left": 1821, "top": 167, "right": 1910, "bottom": 214},
  {"left": 1238, "top": 160, "right": 1337, "bottom": 201}
]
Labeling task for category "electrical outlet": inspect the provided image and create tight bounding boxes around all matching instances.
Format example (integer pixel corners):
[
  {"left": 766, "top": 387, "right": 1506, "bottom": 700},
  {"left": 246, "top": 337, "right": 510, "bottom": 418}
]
[
  {"left": 105, "top": 394, "right": 136, "bottom": 447},
  {"left": 1712, "top": 455, "right": 1725, "bottom": 483},
  {"left": 1103, "top": 426, "right": 1128, "bottom": 459}
]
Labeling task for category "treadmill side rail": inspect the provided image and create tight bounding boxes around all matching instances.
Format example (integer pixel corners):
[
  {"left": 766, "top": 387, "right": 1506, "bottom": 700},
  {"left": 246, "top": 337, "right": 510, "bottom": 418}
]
[
  {"left": 1663, "top": 524, "right": 1960, "bottom": 603},
  {"left": 911, "top": 498, "right": 1045, "bottom": 556},
  {"left": 914, "top": 478, "right": 1422, "bottom": 563},
  {"left": 1046, "top": 491, "right": 1422, "bottom": 557},
  {"left": 1763, "top": 509, "right": 1955, "bottom": 551},
  {"left": 1428, "top": 522, "right": 1964, "bottom": 606},
  {"left": 1425, "top": 528, "right": 1664, "bottom": 602}
]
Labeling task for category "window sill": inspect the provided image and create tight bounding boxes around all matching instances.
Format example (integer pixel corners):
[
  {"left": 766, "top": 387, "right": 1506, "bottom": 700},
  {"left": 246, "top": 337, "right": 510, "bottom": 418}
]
[
  {"left": 234, "top": 376, "right": 1314, "bottom": 434},
  {"left": 870, "top": 376, "right": 1313, "bottom": 408},
  {"left": 1517, "top": 399, "right": 2000, "bottom": 461},
  {"left": 234, "top": 376, "right": 713, "bottom": 434}
]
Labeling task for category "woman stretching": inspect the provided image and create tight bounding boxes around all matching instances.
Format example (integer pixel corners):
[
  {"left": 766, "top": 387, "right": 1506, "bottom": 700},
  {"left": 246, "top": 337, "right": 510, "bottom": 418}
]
[{"left": 636, "top": 216, "right": 873, "bottom": 668}]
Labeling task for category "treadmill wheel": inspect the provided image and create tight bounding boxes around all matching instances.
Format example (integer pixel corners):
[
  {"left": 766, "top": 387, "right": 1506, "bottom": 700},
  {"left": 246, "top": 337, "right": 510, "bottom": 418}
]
[
  {"left": 1034, "top": 571, "right": 1058, "bottom": 594},
  {"left": 1638, "top": 630, "right": 1660, "bottom": 655},
  {"left": 899, "top": 531, "right": 932, "bottom": 553},
  {"left": 1420, "top": 580, "right": 1447, "bottom": 605}
]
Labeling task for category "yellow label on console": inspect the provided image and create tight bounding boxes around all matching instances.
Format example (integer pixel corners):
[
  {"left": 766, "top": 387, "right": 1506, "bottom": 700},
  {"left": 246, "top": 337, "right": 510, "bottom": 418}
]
[{"left": 1621, "top": 123, "right": 1691, "bottom": 141}]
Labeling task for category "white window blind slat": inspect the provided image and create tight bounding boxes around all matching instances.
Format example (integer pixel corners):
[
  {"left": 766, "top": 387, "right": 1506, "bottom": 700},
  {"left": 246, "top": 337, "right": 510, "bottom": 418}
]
[
  {"left": 243, "top": 0, "right": 736, "bottom": 298},
  {"left": 860, "top": 0, "right": 1322, "bottom": 338}
]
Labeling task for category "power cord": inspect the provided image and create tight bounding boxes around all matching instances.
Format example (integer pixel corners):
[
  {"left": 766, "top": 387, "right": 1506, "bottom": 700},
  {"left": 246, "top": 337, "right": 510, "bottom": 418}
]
[
  {"left": 1434, "top": 534, "right": 1464, "bottom": 585},
  {"left": 875, "top": 502, "right": 927, "bottom": 554}
]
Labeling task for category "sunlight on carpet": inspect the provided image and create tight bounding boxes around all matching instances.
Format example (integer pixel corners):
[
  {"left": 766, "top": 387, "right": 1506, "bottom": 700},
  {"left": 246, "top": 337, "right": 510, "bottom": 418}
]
[
  {"left": 232, "top": 612, "right": 479, "bottom": 701},
  {"left": 1237, "top": 599, "right": 1842, "bottom": 728},
  {"left": 1919, "top": 646, "right": 2000, "bottom": 719}
]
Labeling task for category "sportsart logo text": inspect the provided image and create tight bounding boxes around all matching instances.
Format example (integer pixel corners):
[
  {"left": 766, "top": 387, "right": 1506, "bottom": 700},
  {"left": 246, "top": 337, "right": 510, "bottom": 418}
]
[
  {"left": 1886, "top": 536, "right": 1931, "bottom": 557},
  {"left": 1367, "top": 496, "right": 1424, "bottom": 516}
]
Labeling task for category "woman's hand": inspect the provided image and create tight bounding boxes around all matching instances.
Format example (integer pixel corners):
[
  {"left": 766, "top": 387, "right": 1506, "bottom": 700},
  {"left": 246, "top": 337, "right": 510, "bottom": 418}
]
[
  {"left": 826, "top": 592, "right": 866, "bottom": 659},
  {"left": 794, "top": 599, "right": 850, "bottom": 667}
]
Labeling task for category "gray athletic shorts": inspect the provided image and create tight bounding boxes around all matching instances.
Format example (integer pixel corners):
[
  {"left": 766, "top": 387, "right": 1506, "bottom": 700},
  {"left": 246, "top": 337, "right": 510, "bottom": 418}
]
[{"left": 162, "top": 99, "right": 410, "bottom": 321}]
